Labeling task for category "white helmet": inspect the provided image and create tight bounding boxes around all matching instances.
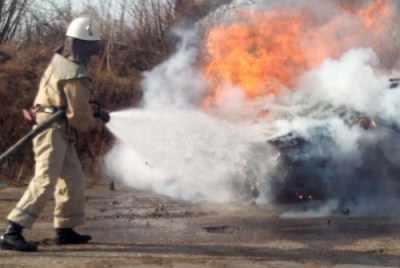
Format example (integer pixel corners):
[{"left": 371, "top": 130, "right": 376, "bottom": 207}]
[{"left": 66, "top": 17, "right": 101, "bottom": 41}]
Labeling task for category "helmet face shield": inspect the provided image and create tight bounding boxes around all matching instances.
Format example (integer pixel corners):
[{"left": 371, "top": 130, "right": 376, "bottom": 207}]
[
  {"left": 66, "top": 17, "right": 101, "bottom": 41},
  {"left": 72, "top": 39, "right": 101, "bottom": 61}
]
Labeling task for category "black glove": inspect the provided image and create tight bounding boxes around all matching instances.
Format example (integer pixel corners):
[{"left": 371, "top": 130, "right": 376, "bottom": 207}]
[
  {"left": 93, "top": 109, "right": 110, "bottom": 123},
  {"left": 99, "top": 110, "right": 110, "bottom": 123}
]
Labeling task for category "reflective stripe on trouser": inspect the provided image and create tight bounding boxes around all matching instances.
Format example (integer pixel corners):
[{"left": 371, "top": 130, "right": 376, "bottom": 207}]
[{"left": 7, "top": 127, "right": 86, "bottom": 229}]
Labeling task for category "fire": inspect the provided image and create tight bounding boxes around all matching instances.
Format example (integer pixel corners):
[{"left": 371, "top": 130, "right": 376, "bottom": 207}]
[
  {"left": 295, "top": 192, "right": 313, "bottom": 201},
  {"left": 203, "top": 9, "right": 309, "bottom": 105},
  {"left": 202, "top": 0, "right": 393, "bottom": 107},
  {"left": 357, "top": 0, "right": 391, "bottom": 31}
]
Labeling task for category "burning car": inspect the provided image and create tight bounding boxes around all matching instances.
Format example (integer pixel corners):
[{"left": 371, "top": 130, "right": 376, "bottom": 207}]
[
  {"left": 243, "top": 80, "right": 400, "bottom": 206},
  {"left": 267, "top": 114, "right": 374, "bottom": 204}
]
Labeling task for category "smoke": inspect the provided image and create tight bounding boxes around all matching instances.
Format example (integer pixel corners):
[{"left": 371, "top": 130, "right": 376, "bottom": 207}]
[
  {"left": 297, "top": 48, "right": 396, "bottom": 120},
  {"left": 105, "top": 27, "right": 277, "bottom": 204},
  {"left": 105, "top": 108, "right": 266, "bottom": 202},
  {"left": 280, "top": 200, "right": 340, "bottom": 218},
  {"left": 141, "top": 29, "right": 206, "bottom": 110},
  {"left": 104, "top": 0, "right": 400, "bottom": 216}
]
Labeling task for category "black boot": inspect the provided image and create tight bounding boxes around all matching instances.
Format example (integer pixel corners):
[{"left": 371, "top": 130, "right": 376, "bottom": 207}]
[
  {"left": 0, "top": 221, "right": 38, "bottom": 252},
  {"left": 56, "top": 228, "right": 92, "bottom": 245}
]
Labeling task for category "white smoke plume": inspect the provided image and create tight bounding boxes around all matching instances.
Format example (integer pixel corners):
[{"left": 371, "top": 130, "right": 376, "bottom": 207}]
[
  {"left": 105, "top": 108, "right": 266, "bottom": 202},
  {"left": 105, "top": 0, "right": 400, "bottom": 216}
]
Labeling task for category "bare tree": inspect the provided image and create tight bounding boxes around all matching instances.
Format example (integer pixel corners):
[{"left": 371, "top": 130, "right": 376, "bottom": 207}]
[
  {"left": 0, "top": 0, "right": 33, "bottom": 43},
  {"left": 174, "top": 0, "right": 233, "bottom": 27}
]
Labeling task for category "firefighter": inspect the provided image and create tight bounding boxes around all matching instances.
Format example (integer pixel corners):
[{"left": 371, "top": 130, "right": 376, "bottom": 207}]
[{"left": 0, "top": 16, "right": 109, "bottom": 252}]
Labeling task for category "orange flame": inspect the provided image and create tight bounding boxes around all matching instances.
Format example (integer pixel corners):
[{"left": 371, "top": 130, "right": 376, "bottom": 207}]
[
  {"left": 202, "top": 0, "right": 393, "bottom": 107},
  {"left": 203, "top": 9, "right": 309, "bottom": 105},
  {"left": 357, "top": 0, "right": 391, "bottom": 31}
]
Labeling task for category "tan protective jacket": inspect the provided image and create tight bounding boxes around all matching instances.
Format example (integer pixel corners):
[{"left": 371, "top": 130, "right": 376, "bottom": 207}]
[{"left": 34, "top": 53, "right": 101, "bottom": 137}]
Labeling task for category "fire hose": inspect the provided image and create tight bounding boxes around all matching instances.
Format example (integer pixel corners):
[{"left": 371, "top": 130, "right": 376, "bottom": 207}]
[
  {"left": 0, "top": 110, "right": 66, "bottom": 165},
  {"left": 0, "top": 102, "right": 110, "bottom": 166}
]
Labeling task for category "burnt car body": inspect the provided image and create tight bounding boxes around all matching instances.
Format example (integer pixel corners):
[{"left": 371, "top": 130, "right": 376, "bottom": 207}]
[
  {"left": 268, "top": 115, "right": 400, "bottom": 205},
  {"left": 267, "top": 126, "right": 334, "bottom": 204},
  {"left": 247, "top": 80, "right": 400, "bottom": 206}
]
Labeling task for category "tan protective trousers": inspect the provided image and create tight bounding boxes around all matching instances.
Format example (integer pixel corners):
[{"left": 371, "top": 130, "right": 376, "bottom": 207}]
[{"left": 7, "top": 125, "right": 86, "bottom": 229}]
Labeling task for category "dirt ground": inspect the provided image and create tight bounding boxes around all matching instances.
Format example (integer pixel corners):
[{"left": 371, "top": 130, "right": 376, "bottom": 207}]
[{"left": 0, "top": 183, "right": 399, "bottom": 268}]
